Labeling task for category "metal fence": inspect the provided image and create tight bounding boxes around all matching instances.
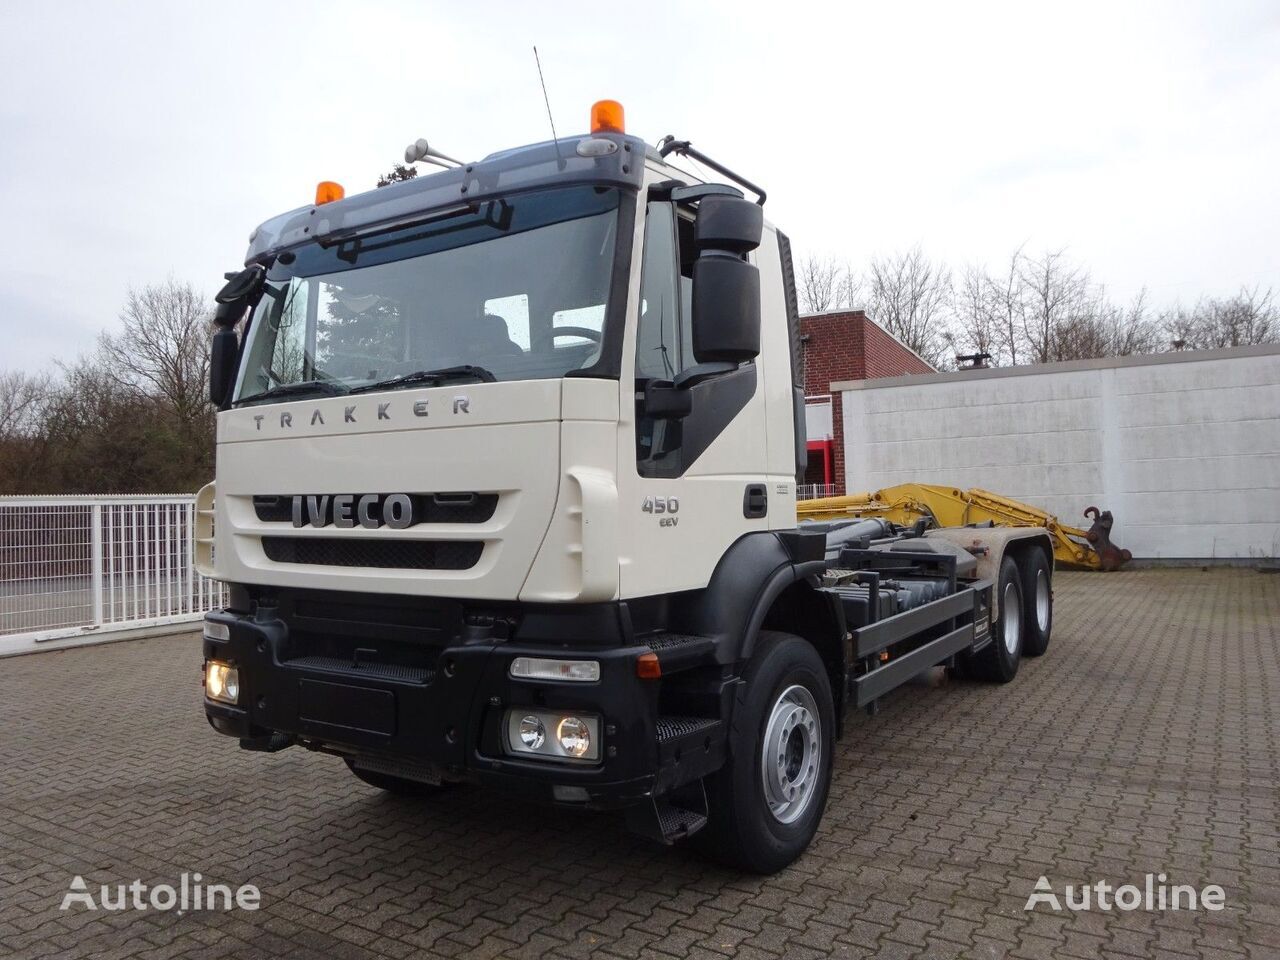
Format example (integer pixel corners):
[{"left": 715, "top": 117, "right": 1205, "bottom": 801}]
[
  {"left": 0, "top": 495, "right": 224, "bottom": 653},
  {"left": 797, "top": 484, "right": 839, "bottom": 501}
]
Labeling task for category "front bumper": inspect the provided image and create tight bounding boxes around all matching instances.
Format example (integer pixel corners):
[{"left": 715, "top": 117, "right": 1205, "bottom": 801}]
[{"left": 202, "top": 609, "right": 686, "bottom": 807}]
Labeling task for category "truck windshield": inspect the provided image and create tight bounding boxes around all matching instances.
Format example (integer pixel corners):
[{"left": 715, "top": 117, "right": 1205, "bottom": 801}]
[{"left": 234, "top": 186, "right": 622, "bottom": 404}]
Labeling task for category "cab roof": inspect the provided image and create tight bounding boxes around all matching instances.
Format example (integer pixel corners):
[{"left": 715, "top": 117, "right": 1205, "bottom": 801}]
[{"left": 245, "top": 133, "right": 659, "bottom": 264}]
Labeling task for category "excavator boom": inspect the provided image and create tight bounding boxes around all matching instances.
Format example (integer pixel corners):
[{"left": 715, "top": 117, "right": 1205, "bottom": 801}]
[{"left": 797, "top": 483, "right": 1132, "bottom": 571}]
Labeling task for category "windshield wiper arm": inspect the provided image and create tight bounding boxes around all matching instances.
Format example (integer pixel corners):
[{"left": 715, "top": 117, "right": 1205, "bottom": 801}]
[
  {"left": 237, "top": 380, "right": 350, "bottom": 405},
  {"left": 348, "top": 365, "right": 497, "bottom": 395}
]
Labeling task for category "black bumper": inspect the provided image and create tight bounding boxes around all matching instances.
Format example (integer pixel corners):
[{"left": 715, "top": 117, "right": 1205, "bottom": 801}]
[{"left": 202, "top": 609, "right": 716, "bottom": 808}]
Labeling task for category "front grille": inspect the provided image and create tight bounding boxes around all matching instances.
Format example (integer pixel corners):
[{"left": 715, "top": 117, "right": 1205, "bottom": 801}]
[
  {"left": 262, "top": 536, "right": 482, "bottom": 570},
  {"left": 285, "top": 655, "right": 434, "bottom": 684},
  {"left": 253, "top": 494, "right": 497, "bottom": 524}
]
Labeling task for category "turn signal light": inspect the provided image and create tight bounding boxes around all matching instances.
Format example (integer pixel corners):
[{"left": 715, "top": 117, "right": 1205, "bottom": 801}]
[
  {"left": 315, "top": 180, "right": 345, "bottom": 205},
  {"left": 636, "top": 651, "right": 661, "bottom": 679},
  {"left": 590, "top": 99, "right": 625, "bottom": 134}
]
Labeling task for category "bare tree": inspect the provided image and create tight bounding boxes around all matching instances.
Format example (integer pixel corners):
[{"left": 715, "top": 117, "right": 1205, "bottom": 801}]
[
  {"left": 798, "top": 255, "right": 842, "bottom": 314},
  {"left": 950, "top": 263, "right": 1002, "bottom": 363},
  {"left": 865, "top": 246, "right": 953, "bottom": 367},
  {"left": 1162, "top": 286, "right": 1277, "bottom": 350},
  {"left": 0, "top": 370, "right": 51, "bottom": 439},
  {"left": 836, "top": 262, "right": 864, "bottom": 312},
  {"left": 1018, "top": 250, "right": 1094, "bottom": 364},
  {"left": 1106, "top": 289, "right": 1161, "bottom": 357},
  {"left": 97, "top": 279, "right": 213, "bottom": 432}
]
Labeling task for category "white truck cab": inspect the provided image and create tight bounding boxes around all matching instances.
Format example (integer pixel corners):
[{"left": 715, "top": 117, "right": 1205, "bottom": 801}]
[{"left": 198, "top": 102, "right": 1053, "bottom": 873}]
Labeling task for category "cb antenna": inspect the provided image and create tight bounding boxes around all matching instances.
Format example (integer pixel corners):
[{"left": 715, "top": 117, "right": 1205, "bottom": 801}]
[{"left": 533, "top": 46, "right": 562, "bottom": 159}]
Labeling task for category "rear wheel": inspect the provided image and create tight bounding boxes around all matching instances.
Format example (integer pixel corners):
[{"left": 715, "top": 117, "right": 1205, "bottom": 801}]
[
  {"left": 695, "top": 631, "right": 835, "bottom": 874},
  {"left": 344, "top": 757, "right": 449, "bottom": 797},
  {"left": 1020, "top": 548, "right": 1053, "bottom": 657},
  {"left": 965, "top": 555, "right": 1023, "bottom": 683}
]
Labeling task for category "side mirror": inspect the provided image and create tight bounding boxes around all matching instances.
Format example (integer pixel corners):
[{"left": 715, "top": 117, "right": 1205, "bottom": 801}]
[
  {"left": 691, "top": 197, "right": 762, "bottom": 365},
  {"left": 213, "top": 264, "right": 266, "bottom": 328},
  {"left": 210, "top": 327, "right": 239, "bottom": 409}
]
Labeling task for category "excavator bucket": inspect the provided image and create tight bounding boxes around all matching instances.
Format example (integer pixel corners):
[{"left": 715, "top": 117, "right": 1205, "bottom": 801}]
[{"left": 1082, "top": 507, "right": 1133, "bottom": 572}]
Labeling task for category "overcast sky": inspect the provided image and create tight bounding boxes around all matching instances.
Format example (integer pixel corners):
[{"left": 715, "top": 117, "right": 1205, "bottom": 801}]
[{"left": 2, "top": 1, "right": 1277, "bottom": 371}]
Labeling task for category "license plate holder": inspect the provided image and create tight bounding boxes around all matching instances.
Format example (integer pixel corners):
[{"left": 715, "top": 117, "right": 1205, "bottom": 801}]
[{"left": 298, "top": 679, "right": 396, "bottom": 737}]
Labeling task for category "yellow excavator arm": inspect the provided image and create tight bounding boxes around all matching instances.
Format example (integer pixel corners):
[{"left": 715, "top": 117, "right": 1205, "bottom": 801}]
[{"left": 796, "top": 483, "right": 1132, "bottom": 571}]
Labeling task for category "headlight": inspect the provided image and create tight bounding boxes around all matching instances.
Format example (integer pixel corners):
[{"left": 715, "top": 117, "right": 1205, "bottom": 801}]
[
  {"left": 518, "top": 715, "right": 546, "bottom": 750},
  {"left": 205, "top": 660, "right": 240, "bottom": 705},
  {"left": 504, "top": 709, "right": 600, "bottom": 762},
  {"left": 556, "top": 717, "right": 591, "bottom": 758}
]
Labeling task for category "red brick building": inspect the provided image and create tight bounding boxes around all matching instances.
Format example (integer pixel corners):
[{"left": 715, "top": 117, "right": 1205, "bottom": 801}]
[{"left": 800, "top": 310, "right": 933, "bottom": 495}]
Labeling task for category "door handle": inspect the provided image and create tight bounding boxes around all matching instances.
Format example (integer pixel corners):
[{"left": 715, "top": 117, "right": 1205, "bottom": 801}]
[{"left": 743, "top": 483, "right": 768, "bottom": 519}]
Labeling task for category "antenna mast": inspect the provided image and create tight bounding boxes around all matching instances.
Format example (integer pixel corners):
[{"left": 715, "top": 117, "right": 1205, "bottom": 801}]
[{"left": 533, "top": 46, "right": 560, "bottom": 154}]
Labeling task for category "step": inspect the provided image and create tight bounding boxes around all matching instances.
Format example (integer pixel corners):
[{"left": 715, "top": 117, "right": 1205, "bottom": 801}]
[{"left": 642, "top": 632, "right": 716, "bottom": 672}]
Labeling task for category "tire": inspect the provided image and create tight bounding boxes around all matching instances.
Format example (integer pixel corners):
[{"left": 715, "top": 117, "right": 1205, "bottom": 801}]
[
  {"left": 344, "top": 757, "right": 449, "bottom": 797},
  {"left": 1020, "top": 548, "right": 1053, "bottom": 657},
  {"left": 966, "top": 555, "right": 1023, "bottom": 683},
  {"left": 694, "top": 631, "right": 835, "bottom": 874}
]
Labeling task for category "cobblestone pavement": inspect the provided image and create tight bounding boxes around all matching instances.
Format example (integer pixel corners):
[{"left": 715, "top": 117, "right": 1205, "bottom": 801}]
[{"left": 1, "top": 569, "right": 1276, "bottom": 959}]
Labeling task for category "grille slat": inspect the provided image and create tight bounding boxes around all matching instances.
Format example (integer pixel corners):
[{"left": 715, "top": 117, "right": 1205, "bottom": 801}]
[
  {"left": 262, "top": 536, "right": 482, "bottom": 570},
  {"left": 285, "top": 655, "right": 434, "bottom": 684}
]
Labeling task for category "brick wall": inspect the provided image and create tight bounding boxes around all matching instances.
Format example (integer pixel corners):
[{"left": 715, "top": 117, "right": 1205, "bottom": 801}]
[{"left": 799, "top": 310, "right": 932, "bottom": 493}]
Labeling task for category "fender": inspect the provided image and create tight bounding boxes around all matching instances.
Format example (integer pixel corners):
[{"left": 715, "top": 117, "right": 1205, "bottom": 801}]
[{"left": 668, "top": 530, "right": 827, "bottom": 665}]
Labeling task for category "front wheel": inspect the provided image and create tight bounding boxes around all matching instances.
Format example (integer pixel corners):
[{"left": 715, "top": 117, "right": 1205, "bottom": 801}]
[{"left": 695, "top": 631, "right": 835, "bottom": 874}]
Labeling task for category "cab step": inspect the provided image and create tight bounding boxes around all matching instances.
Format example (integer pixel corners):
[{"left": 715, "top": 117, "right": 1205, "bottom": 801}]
[
  {"left": 625, "top": 781, "right": 709, "bottom": 844},
  {"left": 642, "top": 632, "right": 716, "bottom": 673}
]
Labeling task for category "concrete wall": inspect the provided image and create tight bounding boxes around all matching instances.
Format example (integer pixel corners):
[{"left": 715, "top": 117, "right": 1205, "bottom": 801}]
[{"left": 835, "top": 345, "right": 1280, "bottom": 560}]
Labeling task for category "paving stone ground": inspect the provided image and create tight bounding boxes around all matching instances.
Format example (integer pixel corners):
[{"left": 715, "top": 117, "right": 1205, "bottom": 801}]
[{"left": 0, "top": 569, "right": 1277, "bottom": 959}]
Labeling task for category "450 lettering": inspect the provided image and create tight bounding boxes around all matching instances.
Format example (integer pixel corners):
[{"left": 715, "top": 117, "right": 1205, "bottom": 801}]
[{"left": 642, "top": 496, "right": 680, "bottom": 528}]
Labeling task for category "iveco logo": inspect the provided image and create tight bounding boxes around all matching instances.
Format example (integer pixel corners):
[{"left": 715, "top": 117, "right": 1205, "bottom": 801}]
[{"left": 293, "top": 494, "right": 416, "bottom": 529}]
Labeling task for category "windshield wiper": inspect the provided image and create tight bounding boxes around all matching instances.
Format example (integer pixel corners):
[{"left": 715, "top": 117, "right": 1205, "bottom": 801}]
[
  {"left": 348, "top": 365, "right": 497, "bottom": 395},
  {"left": 237, "top": 380, "right": 350, "bottom": 405}
]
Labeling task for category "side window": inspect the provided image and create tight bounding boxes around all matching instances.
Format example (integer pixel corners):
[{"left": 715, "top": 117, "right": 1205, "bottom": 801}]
[
  {"left": 636, "top": 203, "right": 681, "bottom": 381},
  {"left": 634, "top": 198, "right": 759, "bottom": 477},
  {"left": 676, "top": 214, "right": 696, "bottom": 365}
]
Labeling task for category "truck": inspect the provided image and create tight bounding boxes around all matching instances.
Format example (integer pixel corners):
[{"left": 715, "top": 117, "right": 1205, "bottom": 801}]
[{"left": 197, "top": 100, "right": 1054, "bottom": 874}]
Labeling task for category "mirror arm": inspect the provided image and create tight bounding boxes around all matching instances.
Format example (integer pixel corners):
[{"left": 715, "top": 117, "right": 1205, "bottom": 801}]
[{"left": 673, "top": 361, "right": 739, "bottom": 390}]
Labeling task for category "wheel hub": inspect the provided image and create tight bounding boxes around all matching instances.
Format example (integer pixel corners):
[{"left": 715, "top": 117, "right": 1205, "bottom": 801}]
[
  {"left": 1002, "top": 580, "right": 1022, "bottom": 655},
  {"left": 760, "top": 684, "right": 822, "bottom": 824},
  {"left": 1035, "top": 569, "right": 1050, "bottom": 631}
]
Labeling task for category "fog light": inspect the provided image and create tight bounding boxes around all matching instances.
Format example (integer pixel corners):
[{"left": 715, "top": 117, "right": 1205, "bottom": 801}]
[
  {"left": 518, "top": 715, "right": 545, "bottom": 750},
  {"left": 205, "top": 660, "right": 240, "bottom": 705},
  {"left": 556, "top": 717, "right": 591, "bottom": 758},
  {"left": 504, "top": 709, "right": 600, "bottom": 763}
]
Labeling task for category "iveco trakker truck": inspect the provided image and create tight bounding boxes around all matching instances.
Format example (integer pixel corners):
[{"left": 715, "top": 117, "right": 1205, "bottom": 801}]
[{"left": 197, "top": 100, "right": 1054, "bottom": 873}]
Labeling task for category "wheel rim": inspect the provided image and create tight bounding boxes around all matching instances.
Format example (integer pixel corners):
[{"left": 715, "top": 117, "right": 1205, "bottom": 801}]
[
  {"left": 1035, "top": 569, "right": 1050, "bottom": 632},
  {"left": 1002, "top": 581, "right": 1022, "bottom": 655},
  {"left": 760, "top": 684, "right": 822, "bottom": 824}
]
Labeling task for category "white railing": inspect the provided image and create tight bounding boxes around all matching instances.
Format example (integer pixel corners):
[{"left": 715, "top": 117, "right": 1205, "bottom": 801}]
[
  {"left": 797, "top": 484, "right": 839, "bottom": 501},
  {"left": 0, "top": 495, "right": 225, "bottom": 655}
]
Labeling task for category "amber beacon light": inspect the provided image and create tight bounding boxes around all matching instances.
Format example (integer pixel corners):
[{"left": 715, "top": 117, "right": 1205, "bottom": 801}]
[
  {"left": 315, "top": 181, "right": 345, "bottom": 205},
  {"left": 590, "top": 99, "right": 625, "bottom": 134}
]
